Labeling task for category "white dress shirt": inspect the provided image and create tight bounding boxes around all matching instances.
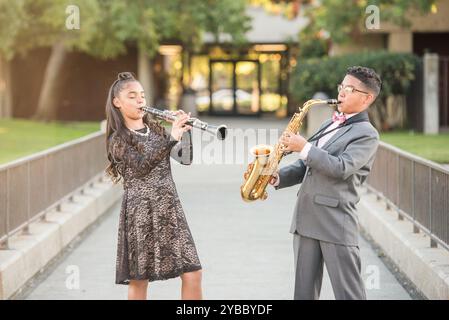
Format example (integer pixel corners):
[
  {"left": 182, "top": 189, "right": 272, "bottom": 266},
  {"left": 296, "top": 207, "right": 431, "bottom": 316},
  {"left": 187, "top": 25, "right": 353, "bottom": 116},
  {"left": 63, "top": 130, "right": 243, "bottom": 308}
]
[{"left": 272, "top": 112, "right": 358, "bottom": 187}]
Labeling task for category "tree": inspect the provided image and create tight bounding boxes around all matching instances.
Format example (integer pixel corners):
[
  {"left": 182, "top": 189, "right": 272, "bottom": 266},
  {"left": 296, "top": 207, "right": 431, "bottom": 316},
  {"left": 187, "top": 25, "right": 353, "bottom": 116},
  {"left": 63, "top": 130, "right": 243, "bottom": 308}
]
[
  {"left": 103, "top": 0, "right": 251, "bottom": 104},
  {"left": 291, "top": 1, "right": 437, "bottom": 129},
  {"left": 0, "top": 0, "right": 251, "bottom": 120},
  {"left": 0, "top": 0, "right": 103, "bottom": 120},
  {"left": 298, "top": 0, "right": 437, "bottom": 47},
  {"left": 0, "top": 1, "right": 26, "bottom": 118}
]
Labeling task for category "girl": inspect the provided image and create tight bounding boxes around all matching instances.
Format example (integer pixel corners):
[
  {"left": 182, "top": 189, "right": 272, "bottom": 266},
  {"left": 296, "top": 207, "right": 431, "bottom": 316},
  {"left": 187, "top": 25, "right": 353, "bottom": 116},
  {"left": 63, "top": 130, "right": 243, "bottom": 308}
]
[{"left": 105, "top": 72, "right": 202, "bottom": 300}]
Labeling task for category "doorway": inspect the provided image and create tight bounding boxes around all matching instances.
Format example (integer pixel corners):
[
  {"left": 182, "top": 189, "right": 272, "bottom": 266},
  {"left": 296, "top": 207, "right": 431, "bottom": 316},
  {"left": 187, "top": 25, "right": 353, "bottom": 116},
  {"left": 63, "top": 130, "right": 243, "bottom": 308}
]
[{"left": 209, "top": 59, "right": 261, "bottom": 116}]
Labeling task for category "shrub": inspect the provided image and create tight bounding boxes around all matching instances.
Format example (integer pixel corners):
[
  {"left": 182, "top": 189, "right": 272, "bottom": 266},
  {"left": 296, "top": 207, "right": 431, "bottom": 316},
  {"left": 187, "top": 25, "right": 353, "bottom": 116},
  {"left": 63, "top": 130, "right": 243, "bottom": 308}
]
[{"left": 290, "top": 51, "right": 421, "bottom": 130}]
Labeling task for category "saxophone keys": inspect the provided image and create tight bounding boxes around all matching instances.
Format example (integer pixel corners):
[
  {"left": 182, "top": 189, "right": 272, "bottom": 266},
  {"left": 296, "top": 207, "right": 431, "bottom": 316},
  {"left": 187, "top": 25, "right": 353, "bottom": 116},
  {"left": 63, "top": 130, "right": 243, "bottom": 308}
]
[
  {"left": 243, "top": 163, "right": 254, "bottom": 180},
  {"left": 261, "top": 191, "right": 268, "bottom": 200}
]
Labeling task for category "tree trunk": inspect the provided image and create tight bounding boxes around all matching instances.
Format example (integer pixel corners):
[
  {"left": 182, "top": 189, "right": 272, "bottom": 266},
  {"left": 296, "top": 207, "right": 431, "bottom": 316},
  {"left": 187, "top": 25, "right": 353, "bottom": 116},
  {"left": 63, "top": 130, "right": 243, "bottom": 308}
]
[
  {"left": 0, "top": 56, "right": 12, "bottom": 118},
  {"left": 137, "top": 47, "right": 155, "bottom": 106},
  {"left": 33, "top": 41, "right": 68, "bottom": 120}
]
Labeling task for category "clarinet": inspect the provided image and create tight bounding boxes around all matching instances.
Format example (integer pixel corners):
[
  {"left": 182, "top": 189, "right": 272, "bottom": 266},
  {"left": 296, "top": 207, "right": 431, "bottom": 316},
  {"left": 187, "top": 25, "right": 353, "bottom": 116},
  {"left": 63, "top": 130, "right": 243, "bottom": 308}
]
[{"left": 140, "top": 106, "right": 228, "bottom": 140}]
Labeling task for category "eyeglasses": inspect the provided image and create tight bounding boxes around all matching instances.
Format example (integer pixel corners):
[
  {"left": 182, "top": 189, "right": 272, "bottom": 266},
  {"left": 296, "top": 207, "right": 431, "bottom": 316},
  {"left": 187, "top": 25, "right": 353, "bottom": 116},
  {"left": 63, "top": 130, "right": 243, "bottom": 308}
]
[{"left": 337, "top": 84, "right": 369, "bottom": 95}]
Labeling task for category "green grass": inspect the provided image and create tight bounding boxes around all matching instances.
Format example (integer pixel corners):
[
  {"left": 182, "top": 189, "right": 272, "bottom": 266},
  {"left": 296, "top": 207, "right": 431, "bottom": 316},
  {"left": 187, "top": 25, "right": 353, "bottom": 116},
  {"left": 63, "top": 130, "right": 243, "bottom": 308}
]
[
  {"left": 0, "top": 119, "right": 100, "bottom": 165},
  {"left": 380, "top": 131, "right": 449, "bottom": 164}
]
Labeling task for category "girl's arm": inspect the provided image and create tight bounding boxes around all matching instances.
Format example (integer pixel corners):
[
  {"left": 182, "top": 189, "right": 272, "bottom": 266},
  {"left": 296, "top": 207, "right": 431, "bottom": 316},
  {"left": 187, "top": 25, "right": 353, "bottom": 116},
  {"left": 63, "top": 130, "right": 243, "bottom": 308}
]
[{"left": 109, "top": 133, "right": 178, "bottom": 177}]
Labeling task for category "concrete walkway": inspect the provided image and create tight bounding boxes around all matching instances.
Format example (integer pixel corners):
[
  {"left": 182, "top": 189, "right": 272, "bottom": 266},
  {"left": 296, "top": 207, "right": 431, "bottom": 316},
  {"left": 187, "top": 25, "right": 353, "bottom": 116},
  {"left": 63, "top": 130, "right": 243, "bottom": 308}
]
[{"left": 19, "top": 117, "right": 411, "bottom": 300}]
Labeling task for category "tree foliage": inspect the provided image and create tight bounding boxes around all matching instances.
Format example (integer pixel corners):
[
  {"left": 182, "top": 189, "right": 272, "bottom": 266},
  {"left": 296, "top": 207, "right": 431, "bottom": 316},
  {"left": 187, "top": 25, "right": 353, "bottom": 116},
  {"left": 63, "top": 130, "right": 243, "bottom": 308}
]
[
  {"left": 0, "top": 0, "right": 251, "bottom": 60},
  {"left": 0, "top": 0, "right": 251, "bottom": 120},
  {"left": 299, "top": 0, "right": 437, "bottom": 45}
]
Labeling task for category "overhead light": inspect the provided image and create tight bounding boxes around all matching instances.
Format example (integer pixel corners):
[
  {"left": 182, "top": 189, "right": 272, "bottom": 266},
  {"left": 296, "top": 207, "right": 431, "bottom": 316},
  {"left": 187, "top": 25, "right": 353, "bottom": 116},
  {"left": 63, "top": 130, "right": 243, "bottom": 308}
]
[
  {"left": 158, "top": 45, "right": 182, "bottom": 55},
  {"left": 253, "top": 44, "right": 287, "bottom": 52}
]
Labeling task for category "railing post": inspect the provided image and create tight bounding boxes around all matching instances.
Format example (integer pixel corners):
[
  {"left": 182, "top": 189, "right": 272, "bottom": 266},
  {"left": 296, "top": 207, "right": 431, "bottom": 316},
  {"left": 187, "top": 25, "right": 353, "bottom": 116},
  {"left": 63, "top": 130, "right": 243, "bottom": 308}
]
[
  {"left": 40, "top": 210, "right": 48, "bottom": 222},
  {"left": 412, "top": 161, "right": 419, "bottom": 233},
  {"left": 385, "top": 149, "right": 388, "bottom": 209},
  {"left": 23, "top": 161, "right": 31, "bottom": 235},
  {"left": 22, "top": 224, "right": 31, "bottom": 235},
  {"left": 0, "top": 238, "right": 8, "bottom": 250},
  {"left": 396, "top": 152, "right": 400, "bottom": 209},
  {"left": 396, "top": 154, "right": 402, "bottom": 223},
  {"left": 5, "top": 168, "right": 10, "bottom": 249},
  {"left": 413, "top": 225, "right": 420, "bottom": 233},
  {"left": 431, "top": 238, "right": 437, "bottom": 248},
  {"left": 429, "top": 166, "right": 433, "bottom": 248}
]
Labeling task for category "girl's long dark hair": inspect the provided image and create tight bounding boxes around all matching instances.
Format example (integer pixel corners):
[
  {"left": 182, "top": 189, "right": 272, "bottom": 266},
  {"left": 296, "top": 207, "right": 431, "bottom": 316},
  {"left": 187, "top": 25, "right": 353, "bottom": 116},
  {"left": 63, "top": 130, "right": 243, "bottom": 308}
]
[{"left": 105, "top": 72, "right": 165, "bottom": 183}]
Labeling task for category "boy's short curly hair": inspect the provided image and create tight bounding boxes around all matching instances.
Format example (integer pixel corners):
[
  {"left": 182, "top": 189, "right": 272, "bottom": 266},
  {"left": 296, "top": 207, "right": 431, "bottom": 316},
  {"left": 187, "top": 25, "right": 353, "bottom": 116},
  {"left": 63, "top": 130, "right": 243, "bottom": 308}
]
[{"left": 346, "top": 66, "right": 382, "bottom": 97}]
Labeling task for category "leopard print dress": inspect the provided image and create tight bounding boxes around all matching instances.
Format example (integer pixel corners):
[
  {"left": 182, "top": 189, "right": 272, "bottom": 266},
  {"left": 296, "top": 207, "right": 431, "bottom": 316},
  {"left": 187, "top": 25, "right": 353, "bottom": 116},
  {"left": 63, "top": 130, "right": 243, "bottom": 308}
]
[{"left": 109, "top": 125, "right": 201, "bottom": 285}]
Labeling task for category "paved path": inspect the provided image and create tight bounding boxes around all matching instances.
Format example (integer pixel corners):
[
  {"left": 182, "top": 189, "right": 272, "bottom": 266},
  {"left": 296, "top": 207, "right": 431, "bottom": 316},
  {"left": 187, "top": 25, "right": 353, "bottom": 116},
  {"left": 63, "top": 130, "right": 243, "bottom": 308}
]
[{"left": 21, "top": 117, "right": 411, "bottom": 300}]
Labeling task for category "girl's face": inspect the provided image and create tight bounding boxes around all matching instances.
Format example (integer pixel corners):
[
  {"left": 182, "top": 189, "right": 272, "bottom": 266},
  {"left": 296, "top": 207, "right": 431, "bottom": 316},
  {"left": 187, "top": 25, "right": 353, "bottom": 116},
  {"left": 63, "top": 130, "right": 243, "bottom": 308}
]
[{"left": 113, "top": 81, "right": 146, "bottom": 121}]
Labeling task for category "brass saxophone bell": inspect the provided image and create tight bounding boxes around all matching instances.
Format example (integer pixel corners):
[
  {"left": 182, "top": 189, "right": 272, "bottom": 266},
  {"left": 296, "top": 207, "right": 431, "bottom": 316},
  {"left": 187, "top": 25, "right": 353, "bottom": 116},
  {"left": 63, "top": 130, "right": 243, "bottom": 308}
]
[
  {"left": 250, "top": 144, "right": 273, "bottom": 165},
  {"left": 241, "top": 98, "right": 337, "bottom": 202}
]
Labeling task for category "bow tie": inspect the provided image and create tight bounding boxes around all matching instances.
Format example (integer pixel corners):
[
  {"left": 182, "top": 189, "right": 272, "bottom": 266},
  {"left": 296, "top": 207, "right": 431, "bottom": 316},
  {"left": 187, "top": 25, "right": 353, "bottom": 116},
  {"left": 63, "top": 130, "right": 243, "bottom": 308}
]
[{"left": 332, "top": 111, "right": 347, "bottom": 124}]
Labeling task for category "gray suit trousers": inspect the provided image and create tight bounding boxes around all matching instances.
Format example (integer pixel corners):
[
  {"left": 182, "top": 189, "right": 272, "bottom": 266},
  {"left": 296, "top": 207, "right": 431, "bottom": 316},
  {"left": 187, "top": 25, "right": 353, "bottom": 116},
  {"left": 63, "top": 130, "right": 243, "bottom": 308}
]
[{"left": 293, "top": 233, "right": 366, "bottom": 300}]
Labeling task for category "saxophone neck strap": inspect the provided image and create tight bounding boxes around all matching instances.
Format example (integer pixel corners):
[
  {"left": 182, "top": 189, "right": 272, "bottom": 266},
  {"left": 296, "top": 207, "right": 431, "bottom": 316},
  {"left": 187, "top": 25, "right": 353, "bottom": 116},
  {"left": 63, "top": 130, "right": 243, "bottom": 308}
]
[{"left": 307, "top": 111, "right": 370, "bottom": 143}]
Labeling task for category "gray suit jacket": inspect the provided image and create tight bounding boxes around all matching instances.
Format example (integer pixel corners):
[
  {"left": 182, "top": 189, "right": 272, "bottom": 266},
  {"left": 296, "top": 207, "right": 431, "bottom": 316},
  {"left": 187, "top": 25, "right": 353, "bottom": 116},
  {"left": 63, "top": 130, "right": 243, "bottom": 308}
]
[{"left": 276, "top": 112, "right": 379, "bottom": 246}]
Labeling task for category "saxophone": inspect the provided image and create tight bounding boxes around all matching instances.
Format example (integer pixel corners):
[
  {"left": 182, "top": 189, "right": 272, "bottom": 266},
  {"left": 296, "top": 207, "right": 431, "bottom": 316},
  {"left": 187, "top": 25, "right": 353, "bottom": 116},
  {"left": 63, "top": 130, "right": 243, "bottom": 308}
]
[{"left": 240, "top": 99, "right": 340, "bottom": 202}]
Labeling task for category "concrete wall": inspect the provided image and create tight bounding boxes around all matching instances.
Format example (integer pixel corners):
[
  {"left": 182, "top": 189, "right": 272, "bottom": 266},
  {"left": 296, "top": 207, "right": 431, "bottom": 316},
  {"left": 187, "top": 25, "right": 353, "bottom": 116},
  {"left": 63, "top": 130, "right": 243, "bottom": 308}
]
[
  {"left": 10, "top": 47, "right": 139, "bottom": 121},
  {"left": 388, "top": 32, "right": 413, "bottom": 53},
  {"left": 378, "top": 0, "right": 449, "bottom": 53},
  {"left": 332, "top": 0, "right": 449, "bottom": 55},
  {"left": 0, "top": 175, "right": 123, "bottom": 299},
  {"left": 379, "top": 0, "right": 449, "bottom": 33},
  {"left": 359, "top": 191, "right": 449, "bottom": 299},
  {"left": 330, "top": 34, "right": 387, "bottom": 56}
]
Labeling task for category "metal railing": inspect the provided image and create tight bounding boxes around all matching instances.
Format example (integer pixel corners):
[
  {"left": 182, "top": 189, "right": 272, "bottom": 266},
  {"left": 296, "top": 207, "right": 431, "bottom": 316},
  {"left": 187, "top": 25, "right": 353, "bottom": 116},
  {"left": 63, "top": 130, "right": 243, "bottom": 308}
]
[
  {"left": 0, "top": 131, "right": 107, "bottom": 249},
  {"left": 367, "top": 141, "right": 449, "bottom": 251}
]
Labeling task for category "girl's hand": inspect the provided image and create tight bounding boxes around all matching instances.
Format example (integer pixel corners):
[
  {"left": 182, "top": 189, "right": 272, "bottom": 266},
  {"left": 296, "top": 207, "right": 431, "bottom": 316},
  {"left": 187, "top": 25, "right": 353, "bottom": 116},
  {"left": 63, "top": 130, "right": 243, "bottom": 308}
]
[
  {"left": 165, "top": 110, "right": 184, "bottom": 123},
  {"left": 170, "top": 111, "right": 192, "bottom": 141}
]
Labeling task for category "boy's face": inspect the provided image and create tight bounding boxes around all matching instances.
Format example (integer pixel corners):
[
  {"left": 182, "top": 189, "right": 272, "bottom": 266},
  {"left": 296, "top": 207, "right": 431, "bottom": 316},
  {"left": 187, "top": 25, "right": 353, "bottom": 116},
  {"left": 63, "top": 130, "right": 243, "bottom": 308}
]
[
  {"left": 337, "top": 75, "right": 374, "bottom": 114},
  {"left": 113, "top": 81, "right": 146, "bottom": 120}
]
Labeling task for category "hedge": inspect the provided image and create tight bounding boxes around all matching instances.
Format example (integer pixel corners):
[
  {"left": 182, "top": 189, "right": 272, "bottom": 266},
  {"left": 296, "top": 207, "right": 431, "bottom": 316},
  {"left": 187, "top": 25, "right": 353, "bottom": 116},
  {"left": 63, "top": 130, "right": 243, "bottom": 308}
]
[{"left": 290, "top": 51, "right": 421, "bottom": 105}]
